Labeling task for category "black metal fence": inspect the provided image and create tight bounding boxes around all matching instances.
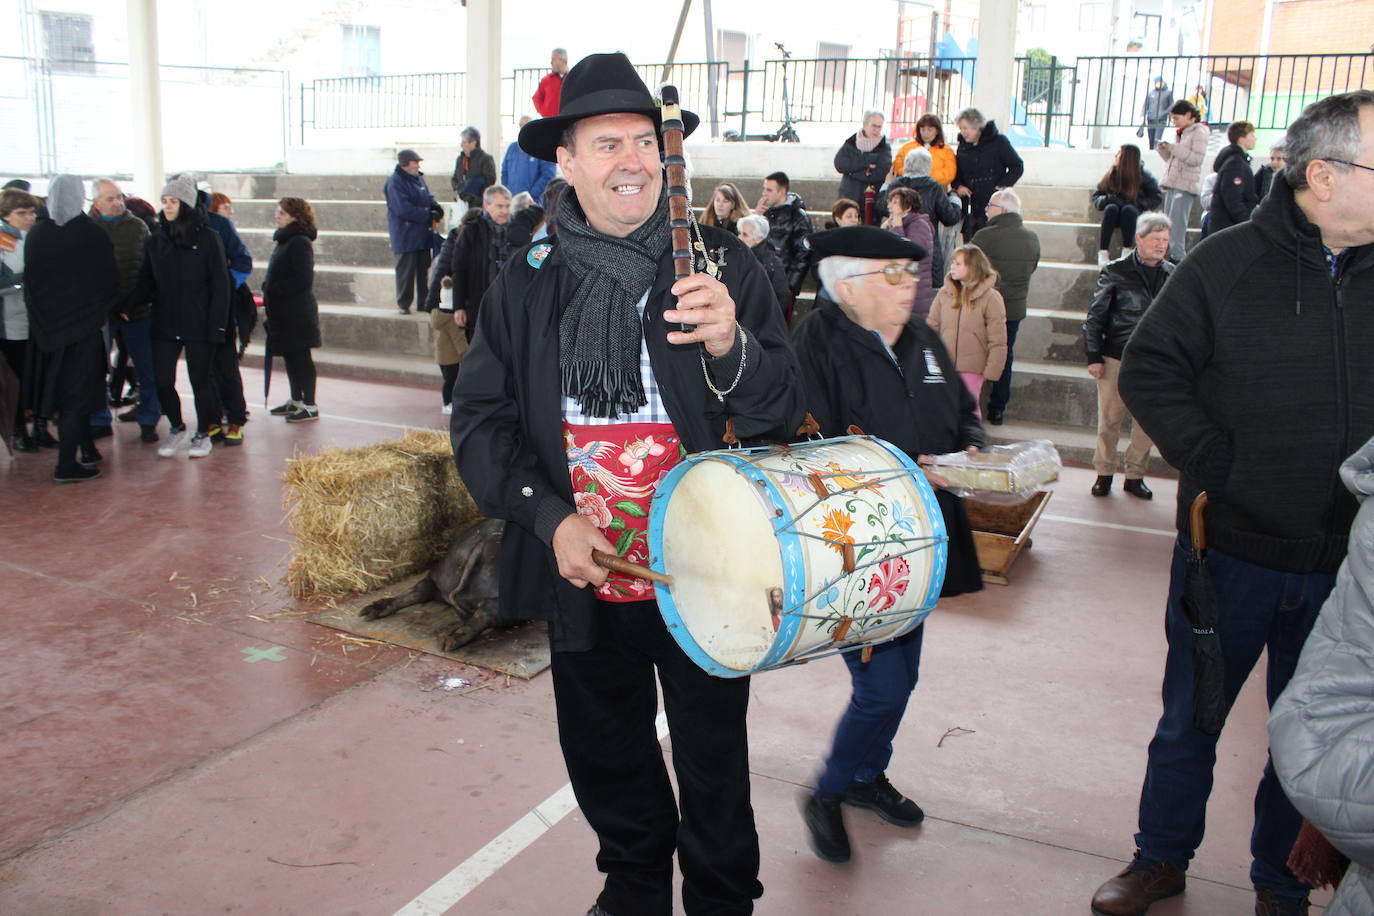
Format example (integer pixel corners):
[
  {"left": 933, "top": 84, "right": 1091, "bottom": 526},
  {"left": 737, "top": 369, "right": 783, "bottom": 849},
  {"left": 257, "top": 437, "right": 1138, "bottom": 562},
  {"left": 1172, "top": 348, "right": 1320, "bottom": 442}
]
[
  {"left": 297, "top": 52, "right": 1374, "bottom": 148},
  {"left": 1070, "top": 53, "right": 1374, "bottom": 131}
]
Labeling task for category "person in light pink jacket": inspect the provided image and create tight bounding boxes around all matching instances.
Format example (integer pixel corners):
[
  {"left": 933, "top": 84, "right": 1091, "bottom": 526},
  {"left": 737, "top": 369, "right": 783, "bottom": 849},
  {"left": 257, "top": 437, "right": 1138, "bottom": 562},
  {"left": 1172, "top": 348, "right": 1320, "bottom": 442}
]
[{"left": 1156, "top": 99, "right": 1210, "bottom": 261}]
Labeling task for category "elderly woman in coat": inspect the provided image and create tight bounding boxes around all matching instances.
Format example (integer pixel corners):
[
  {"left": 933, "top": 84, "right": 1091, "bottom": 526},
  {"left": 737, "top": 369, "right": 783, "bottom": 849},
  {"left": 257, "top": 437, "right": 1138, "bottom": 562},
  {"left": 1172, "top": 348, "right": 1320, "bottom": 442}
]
[
  {"left": 1269, "top": 434, "right": 1374, "bottom": 916},
  {"left": 792, "top": 225, "right": 984, "bottom": 866},
  {"left": 834, "top": 110, "right": 893, "bottom": 219}
]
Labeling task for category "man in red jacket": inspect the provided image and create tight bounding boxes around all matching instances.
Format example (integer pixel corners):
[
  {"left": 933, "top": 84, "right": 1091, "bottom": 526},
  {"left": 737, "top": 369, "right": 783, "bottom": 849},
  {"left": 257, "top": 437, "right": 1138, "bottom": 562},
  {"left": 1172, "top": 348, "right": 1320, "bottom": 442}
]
[{"left": 532, "top": 48, "right": 568, "bottom": 117}]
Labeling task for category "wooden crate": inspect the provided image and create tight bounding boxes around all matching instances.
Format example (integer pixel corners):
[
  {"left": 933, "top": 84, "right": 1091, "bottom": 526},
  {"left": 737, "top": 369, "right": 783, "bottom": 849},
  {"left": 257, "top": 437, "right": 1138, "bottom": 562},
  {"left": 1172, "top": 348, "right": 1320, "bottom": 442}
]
[{"left": 963, "top": 490, "right": 1052, "bottom": 586}]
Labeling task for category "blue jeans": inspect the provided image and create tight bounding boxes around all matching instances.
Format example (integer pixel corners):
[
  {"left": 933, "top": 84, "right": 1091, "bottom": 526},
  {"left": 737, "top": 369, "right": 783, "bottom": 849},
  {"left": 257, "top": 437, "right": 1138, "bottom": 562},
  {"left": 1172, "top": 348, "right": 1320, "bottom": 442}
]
[
  {"left": 1135, "top": 536, "right": 1334, "bottom": 898},
  {"left": 120, "top": 319, "right": 161, "bottom": 426},
  {"left": 817, "top": 625, "right": 925, "bottom": 797},
  {"left": 988, "top": 319, "right": 1020, "bottom": 415}
]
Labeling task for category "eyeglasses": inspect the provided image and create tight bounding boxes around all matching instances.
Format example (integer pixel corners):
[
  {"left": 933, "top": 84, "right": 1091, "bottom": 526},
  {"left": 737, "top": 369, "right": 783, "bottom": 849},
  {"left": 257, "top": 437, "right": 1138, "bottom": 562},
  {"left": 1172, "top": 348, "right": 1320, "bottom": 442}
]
[
  {"left": 850, "top": 262, "right": 920, "bottom": 285},
  {"left": 1323, "top": 158, "right": 1374, "bottom": 175}
]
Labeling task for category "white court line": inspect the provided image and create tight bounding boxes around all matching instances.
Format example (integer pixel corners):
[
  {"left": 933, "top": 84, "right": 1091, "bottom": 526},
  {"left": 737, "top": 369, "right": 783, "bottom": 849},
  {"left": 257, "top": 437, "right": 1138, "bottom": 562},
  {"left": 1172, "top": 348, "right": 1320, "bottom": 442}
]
[
  {"left": 318, "top": 413, "right": 442, "bottom": 432},
  {"left": 1040, "top": 513, "right": 1175, "bottom": 538},
  {"left": 393, "top": 711, "right": 671, "bottom": 916}
]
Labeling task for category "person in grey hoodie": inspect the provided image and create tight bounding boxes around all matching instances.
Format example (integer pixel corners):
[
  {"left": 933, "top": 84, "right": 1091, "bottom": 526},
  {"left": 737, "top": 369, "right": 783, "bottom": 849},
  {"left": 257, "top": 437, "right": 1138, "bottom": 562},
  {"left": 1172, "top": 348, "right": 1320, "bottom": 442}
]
[{"left": 1269, "top": 434, "right": 1374, "bottom": 916}]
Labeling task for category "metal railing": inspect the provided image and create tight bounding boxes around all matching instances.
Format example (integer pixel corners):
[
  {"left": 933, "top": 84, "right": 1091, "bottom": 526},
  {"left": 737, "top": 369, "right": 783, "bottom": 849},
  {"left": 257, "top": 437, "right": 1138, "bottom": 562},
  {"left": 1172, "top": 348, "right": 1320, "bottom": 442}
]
[
  {"left": 289, "top": 51, "right": 1373, "bottom": 150},
  {"left": 301, "top": 71, "right": 465, "bottom": 141},
  {"left": 1070, "top": 53, "right": 1373, "bottom": 131},
  {"left": 0, "top": 55, "right": 288, "bottom": 176}
]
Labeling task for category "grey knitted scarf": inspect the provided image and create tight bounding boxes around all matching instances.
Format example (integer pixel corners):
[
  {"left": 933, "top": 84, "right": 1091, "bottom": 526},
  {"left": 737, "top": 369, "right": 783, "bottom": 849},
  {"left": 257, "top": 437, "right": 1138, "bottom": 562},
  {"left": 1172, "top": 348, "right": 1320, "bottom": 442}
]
[{"left": 556, "top": 186, "right": 671, "bottom": 418}]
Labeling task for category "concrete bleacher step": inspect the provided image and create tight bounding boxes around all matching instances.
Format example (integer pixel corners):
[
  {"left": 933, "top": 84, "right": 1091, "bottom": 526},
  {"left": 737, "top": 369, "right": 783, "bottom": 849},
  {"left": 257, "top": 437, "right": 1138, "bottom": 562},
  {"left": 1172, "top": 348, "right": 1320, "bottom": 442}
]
[
  {"left": 247, "top": 263, "right": 397, "bottom": 308},
  {"left": 241, "top": 227, "right": 394, "bottom": 271},
  {"left": 234, "top": 199, "right": 389, "bottom": 232},
  {"left": 207, "top": 173, "right": 449, "bottom": 204}
]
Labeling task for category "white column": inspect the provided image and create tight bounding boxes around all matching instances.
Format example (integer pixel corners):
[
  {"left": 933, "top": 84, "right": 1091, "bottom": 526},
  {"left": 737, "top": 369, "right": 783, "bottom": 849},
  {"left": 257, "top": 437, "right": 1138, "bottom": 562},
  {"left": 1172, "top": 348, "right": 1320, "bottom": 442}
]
[
  {"left": 973, "top": 0, "right": 1017, "bottom": 123},
  {"left": 465, "top": 0, "right": 502, "bottom": 153},
  {"left": 126, "top": 0, "right": 163, "bottom": 199}
]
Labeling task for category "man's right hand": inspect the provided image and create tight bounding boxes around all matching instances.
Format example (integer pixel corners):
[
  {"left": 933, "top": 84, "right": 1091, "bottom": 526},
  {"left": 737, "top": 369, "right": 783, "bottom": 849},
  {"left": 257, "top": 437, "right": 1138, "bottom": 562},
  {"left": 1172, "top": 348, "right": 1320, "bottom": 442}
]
[
  {"left": 552, "top": 513, "right": 616, "bottom": 589},
  {"left": 1087, "top": 362, "right": 1105, "bottom": 379},
  {"left": 956, "top": 186, "right": 972, "bottom": 198},
  {"left": 453, "top": 310, "right": 466, "bottom": 328}
]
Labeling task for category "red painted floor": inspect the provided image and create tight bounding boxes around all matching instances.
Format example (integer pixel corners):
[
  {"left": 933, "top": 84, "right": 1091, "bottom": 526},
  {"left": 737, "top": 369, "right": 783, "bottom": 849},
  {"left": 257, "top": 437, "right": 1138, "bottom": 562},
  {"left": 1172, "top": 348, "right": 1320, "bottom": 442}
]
[{"left": 0, "top": 367, "right": 1329, "bottom": 914}]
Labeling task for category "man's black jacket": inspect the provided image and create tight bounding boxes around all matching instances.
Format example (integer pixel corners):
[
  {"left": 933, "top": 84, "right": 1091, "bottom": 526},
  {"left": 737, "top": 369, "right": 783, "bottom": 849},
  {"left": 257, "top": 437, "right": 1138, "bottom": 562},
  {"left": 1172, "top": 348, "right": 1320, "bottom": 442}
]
[
  {"left": 1120, "top": 174, "right": 1374, "bottom": 573},
  {"left": 451, "top": 224, "right": 805, "bottom": 651},
  {"left": 764, "top": 191, "right": 812, "bottom": 294},
  {"left": 1082, "top": 252, "right": 1173, "bottom": 363}
]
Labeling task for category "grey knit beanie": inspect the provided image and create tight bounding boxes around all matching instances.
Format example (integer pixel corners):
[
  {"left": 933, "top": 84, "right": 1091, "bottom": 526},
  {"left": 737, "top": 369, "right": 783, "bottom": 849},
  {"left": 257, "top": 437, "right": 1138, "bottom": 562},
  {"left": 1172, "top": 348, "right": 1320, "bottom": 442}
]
[{"left": 161, "top": 173, "right": 197, "bottom": 208}]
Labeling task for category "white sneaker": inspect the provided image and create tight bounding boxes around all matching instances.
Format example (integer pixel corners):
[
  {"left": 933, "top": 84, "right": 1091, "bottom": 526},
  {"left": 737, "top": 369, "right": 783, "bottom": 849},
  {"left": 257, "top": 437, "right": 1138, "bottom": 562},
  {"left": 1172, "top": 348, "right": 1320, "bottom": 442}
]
[
  {"left": 187, "top": 432, "right": 212, "bottom": 458},
  {"left": 1097, "top": 250, "right": 1111, "bottom": 267},
  {"left": 157, "top": 427, "right": 188, "bottom": 457},
  {"left": 442, "top": 404, "right": 453, "bottom": 415}
]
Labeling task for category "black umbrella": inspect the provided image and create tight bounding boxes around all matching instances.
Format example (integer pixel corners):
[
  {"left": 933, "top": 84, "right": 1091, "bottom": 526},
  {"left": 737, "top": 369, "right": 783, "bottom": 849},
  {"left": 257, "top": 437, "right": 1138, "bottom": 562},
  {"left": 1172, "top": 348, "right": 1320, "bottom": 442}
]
[
  {"left": 1182, "top": 492, "right": 1229, "bottom": 735},
  {"left": 262, "top": 336, "right": 274, "bottom": 409},
  {"left": 0, "top": 348, "right": 16, "bottom": 454}
]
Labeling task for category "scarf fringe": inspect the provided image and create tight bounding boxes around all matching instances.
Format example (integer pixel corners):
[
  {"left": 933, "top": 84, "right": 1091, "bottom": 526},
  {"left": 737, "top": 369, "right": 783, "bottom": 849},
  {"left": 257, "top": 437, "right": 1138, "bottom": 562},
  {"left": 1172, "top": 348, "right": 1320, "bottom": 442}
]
[{"left": 562, "top": 360, "right": 647, "bottom": 420}]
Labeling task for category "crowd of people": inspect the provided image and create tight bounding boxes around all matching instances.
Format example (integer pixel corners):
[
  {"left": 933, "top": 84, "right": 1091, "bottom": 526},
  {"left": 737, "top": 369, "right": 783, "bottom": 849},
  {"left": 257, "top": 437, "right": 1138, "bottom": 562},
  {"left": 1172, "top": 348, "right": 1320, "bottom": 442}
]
[
  {"left": 11, "top": 49, "right": 1368, "bottom": 916},
  {"left": 2, "top": 173, "right": 324, "bottom": 482}
]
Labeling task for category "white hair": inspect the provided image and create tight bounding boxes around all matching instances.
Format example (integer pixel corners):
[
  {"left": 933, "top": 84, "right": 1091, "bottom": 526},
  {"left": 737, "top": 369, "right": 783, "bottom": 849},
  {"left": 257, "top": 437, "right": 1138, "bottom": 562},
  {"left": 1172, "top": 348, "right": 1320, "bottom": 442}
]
[
  {"left": 1135, "top": 212, "right": 1171, "bottom": 238},
  {"left": 483, "top": 183, "right": 511, "bottom": 204},
  {"left": 738, "top": 214, "right": 769, "bottom": 243},
  {"left": 510, "top": 191, "right": 534, "bottom": 211},
  {"left": 903, "top": 147, "right": 932, "bottom": 177},
  {"left": 956, "top": 107, "right": 986, "bottom": 128},
  {"left": 862, "top": 109, "right": 885, "bottom": 123},
  {"left": 989, "top": 188, "right": 1021, "bottom": 213},
  {"left": 816, "top": 255, "right": 872, "bottom": 301}
]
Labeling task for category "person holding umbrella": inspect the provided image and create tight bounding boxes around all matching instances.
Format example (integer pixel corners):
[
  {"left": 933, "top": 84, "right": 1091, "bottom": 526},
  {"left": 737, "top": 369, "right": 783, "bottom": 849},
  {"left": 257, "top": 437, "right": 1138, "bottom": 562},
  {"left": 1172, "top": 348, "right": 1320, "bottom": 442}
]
[
  {"left": 1089, "top": 90, "right": 1374, "bottom": 916},
  {"left": 263, "top": 197, "right": 320, "bottom": 423}
]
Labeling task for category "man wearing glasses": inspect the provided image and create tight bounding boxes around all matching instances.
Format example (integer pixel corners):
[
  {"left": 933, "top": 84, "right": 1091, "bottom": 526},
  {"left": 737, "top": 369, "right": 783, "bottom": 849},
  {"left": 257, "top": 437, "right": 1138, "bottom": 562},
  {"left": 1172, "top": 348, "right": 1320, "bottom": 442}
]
[
  {"left": 793, "top": 225, "right": 986, "bottom": 864},
  {"left": 1091, "top": 90, "right": 1374, "bottom": 916}
]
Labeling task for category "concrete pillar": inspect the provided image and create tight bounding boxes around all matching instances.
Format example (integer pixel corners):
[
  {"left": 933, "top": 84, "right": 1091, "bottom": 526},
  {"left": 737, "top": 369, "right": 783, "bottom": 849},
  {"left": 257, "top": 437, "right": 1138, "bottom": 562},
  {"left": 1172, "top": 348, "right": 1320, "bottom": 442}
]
[
  {"left": 126, "top": 0, "right": 163, "bottom": 200},
  {"left": 465, "top": 0, "right": 502, "bottom": 154},
  {"left": 973, "top": 0, "right": 1017, "bottom": 123}
]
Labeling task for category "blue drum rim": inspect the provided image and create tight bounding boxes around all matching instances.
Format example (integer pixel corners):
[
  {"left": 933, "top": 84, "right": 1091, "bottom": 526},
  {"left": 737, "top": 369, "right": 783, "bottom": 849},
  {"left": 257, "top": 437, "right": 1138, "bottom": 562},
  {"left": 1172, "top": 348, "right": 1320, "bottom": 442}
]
[
  {"left": 862, "top": 436, "right": 949, "bottom": 632},
  {"left": 649, "top": 454, "right": 792, "bottom": 678}
]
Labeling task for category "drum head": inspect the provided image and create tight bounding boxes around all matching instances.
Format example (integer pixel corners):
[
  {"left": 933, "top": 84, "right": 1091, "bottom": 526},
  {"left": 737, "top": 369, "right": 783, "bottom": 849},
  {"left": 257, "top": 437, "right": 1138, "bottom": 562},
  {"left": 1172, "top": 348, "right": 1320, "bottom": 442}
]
[{"left": 654, "top": 458, "right": 782, "bottom": 673}]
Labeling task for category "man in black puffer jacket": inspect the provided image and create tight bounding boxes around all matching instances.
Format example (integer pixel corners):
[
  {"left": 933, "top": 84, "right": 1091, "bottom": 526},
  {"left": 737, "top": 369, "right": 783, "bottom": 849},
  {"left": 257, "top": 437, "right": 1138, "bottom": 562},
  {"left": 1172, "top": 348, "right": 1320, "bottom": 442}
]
[
  {"left": 952, "top": 109, "right": 1023, "bottom": 239},
  {"left": 1207, "top": 119, "right": 1260, "bottom": 233},
  {"left": 1091, "top": 90, "right": 1374, "bottom": 916},
  {"left": 757, "top": 171, "right": 812, "bottom": 296}
]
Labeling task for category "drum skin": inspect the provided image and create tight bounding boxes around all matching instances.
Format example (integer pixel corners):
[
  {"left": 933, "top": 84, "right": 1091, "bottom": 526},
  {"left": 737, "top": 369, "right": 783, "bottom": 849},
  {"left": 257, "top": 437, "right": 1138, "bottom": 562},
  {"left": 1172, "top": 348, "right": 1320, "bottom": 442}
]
[{"left": 648, "top": 435, "right": 948, "bottom": 677}]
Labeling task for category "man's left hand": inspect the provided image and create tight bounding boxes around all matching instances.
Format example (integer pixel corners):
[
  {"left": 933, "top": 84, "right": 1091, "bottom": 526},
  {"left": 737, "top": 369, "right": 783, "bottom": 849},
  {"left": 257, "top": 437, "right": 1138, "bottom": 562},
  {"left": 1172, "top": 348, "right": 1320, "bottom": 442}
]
[{"left": 665, "top": 272, "right": 739, "bottom": 358}]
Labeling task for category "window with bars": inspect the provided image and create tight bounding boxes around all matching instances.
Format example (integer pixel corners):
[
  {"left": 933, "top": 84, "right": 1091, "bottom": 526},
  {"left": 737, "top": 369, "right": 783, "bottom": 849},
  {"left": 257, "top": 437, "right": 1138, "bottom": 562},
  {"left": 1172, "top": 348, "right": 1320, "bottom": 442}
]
[
  {"left": 40, "top": 11, "right": 95, "bottom": 73},
  {"left": 815, "top": 41, "right": 850, "bottom": 92},
  {"left": 341, "top": 24, "right": 381, "bottom": 78}
]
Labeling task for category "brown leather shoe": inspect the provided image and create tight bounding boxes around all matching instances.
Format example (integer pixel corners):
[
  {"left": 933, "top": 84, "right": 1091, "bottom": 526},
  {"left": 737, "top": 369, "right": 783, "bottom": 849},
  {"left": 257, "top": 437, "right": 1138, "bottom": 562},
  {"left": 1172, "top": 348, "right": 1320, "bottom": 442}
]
[
  {"left": 1254, "top": 889, "right": 1310, "bottom": 915},
  {"left": 1092, "top": 475, "right": 1113, "bottom": 497},
  {"left": 1090, "top": 855, "right": 1185, "bottom": 916}
]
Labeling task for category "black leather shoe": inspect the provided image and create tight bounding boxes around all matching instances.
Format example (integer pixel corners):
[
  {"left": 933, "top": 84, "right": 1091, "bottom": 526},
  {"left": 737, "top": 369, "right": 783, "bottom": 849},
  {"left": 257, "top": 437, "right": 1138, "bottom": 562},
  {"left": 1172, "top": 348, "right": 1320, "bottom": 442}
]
[
  {"left": 802, "top": 794, "right": 851, "bottom": 863},
  {"left": 1254, "top": 888, "right": 1310, "bottom": 915},
  {"left": 1124, "top": 478, "right": 1154, "bottom": 500},
  {"left": 844, "top": 772, "right": 925, "bottom": 826},
  {"left": 79, "top": 444, "right": 103, "bottom": 466},
  {"left": 53, "top": 465, "right": 101, "bottom": 485},
  {"left": 1092, "top": 475, "right": 1113, "bottom": 497},
  {"left": 986, "top": 409, "right": 1004, "bottom": 425},
  {"left": 140, "top": 424, "right": 159, "bottom": 443},
  {"left": 33, "top": 425, "right": 58, "bottom": 448}
]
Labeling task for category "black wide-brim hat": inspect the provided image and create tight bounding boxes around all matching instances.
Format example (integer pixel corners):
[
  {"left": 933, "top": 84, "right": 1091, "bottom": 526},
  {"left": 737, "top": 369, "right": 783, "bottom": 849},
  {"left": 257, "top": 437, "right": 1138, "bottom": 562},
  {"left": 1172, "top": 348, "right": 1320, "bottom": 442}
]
[
  {"left": 518, "top": 52, "right": 699, "bottom": 163},
  {"left": 808, "top": 225, "right": 927, "bottom": 262}
]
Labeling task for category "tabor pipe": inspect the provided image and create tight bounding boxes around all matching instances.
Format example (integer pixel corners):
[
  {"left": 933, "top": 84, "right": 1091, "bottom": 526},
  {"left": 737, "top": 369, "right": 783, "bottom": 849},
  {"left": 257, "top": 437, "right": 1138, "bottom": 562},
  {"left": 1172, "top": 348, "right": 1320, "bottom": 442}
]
[
  {"left": 592, "top": 550, "right": 675, "bottom": 586},
  {"left": 659, "top": 83, "right": 696, "bottom": 330}
]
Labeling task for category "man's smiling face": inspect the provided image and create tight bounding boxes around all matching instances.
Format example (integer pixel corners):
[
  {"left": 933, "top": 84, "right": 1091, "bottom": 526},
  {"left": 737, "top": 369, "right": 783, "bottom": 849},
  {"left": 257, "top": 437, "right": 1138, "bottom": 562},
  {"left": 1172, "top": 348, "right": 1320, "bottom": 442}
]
[{"left": 556, "top": 112, "right": 662, "bottom": 238}]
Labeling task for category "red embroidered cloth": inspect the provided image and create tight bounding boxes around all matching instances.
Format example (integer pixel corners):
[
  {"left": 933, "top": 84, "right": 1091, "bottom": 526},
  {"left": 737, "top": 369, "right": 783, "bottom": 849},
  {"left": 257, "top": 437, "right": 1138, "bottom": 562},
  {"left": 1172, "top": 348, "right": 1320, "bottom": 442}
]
[{"left": 563, "top": 421, "right": 684, "bottom": 602}]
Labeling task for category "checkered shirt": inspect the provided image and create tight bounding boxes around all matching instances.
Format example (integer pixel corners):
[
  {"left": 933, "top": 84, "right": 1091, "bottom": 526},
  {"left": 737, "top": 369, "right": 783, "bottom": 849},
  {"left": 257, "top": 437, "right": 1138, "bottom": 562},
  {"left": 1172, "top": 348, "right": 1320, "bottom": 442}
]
[{"left": 561, "top": 291, "right": 673, "bottom": 426}]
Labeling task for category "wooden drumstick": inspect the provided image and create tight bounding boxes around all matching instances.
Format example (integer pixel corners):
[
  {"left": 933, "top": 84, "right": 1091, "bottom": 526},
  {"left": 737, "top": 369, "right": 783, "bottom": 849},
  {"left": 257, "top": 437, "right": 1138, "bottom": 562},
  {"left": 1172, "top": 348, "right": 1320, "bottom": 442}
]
[{"left": 592, "top": 550, "right": 675, "bottom": 586}]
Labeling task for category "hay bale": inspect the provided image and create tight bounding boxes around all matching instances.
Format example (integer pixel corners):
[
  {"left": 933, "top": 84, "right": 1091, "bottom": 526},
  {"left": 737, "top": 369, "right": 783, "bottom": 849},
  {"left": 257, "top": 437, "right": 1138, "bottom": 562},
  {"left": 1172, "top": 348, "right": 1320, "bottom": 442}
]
[{"left": 282, "top": 428, "right": 480, "bottom": 599}]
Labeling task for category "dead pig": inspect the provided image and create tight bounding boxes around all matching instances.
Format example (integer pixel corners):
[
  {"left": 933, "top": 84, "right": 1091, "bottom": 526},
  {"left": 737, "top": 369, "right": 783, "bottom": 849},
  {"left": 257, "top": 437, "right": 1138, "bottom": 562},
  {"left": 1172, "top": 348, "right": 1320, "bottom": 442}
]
[{"left": 360, "top": 518, "right": 507, "bottom": 651}]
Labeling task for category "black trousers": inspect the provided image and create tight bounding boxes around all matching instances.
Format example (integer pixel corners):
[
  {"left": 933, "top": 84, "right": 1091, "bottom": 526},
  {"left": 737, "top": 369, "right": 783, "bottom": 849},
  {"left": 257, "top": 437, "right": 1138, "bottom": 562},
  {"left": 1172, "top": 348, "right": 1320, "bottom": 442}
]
[
  {"left": 439, "top": 362, "right": 459, "bottom": 406},
  {"left": 152, "top": 337, "right": 216, "bottom": 434},
  {"left": 211, "top": 340, "right": 247, "bottom": 425},
  {"left": 551, "top": 600, "right": 763, "bottom": 916},
  {"left": 394, "top": 249, "right": 430, "bottom": 311},
  {"left": 281, "top": 349, "right": 317, "bottom": 405},
  {"left": 0, "top": 337, "right": 27, "bottom": 435},
  {"left": 1100, "top": 203, "right": 1141, "bottom": 250}
]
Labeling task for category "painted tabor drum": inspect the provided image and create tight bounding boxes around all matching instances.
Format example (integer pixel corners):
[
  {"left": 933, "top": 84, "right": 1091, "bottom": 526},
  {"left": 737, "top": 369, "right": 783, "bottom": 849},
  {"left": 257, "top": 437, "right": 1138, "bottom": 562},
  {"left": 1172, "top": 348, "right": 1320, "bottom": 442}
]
[{"left": 647, "top": 435, "right": 948, "bottom": 677}]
